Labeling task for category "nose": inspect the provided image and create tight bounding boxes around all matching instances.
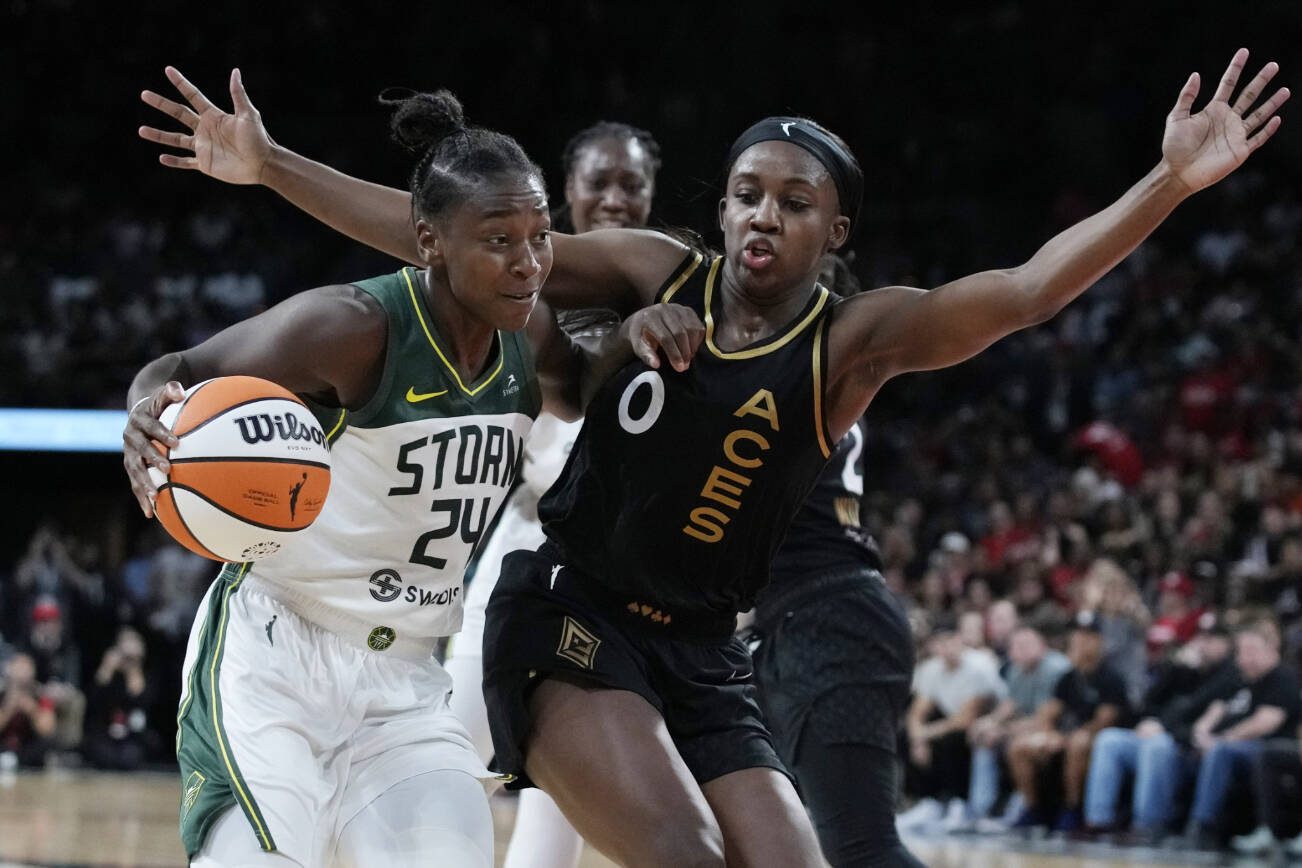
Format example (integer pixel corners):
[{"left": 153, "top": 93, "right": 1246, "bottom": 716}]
[
  {"left": 749, "top": 195, "right": 780, "bottom": 232},
  {"left": 512, "top": 244, "right": 542, "bottom": 280},
  {"left": 598, "top": 186, "right": 629, "bottom": 213}
]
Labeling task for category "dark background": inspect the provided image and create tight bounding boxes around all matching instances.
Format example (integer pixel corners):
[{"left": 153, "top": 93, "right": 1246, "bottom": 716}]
[{"left": 5, "top": 0, "right": 1300, "bottom": 306}]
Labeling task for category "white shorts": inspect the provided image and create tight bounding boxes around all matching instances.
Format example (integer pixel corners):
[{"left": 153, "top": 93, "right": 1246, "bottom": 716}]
[{"left": 176, "top": 565, "right": 495, "bottom": 864}]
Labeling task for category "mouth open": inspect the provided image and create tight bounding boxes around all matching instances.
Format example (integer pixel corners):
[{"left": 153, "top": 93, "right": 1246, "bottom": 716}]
[
  {"left": 503, "top": 290, "right": 538, "bottom": 306},
  {"left": 742, "top": 239, "right": 775, "bottom": 270}
]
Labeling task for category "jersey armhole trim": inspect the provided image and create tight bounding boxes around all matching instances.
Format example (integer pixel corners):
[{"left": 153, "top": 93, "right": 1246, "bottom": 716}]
[
  {"left": 324, "top": 408, "right": 348, "bottom": 445},
  {"left": 812, "top": 317, "right": 833, "bottom": 459},
  {"left": 656, "top": 250, "right": 705, "bottom": 304},
  {"left": 338, "top": 273, "right": 404, "bottom": 426}
]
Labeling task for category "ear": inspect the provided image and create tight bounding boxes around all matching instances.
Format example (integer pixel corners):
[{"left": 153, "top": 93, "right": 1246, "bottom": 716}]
[
  {"left": 414, "top": 218, "right": 443, "bottom": 267},
  {"left": 717, "top": 197, "right": 727, "bottom": 232},
  {"left": 826, "top": 216, "right": 851, "bottom": 252},
  {"left": 563, "top": 174, "right": 577, "bottom": 207}
]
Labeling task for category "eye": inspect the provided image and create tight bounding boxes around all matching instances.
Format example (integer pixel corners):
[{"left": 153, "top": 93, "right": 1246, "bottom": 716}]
[
  {"left": 487, "top": 235, "right": 509, "bottom": 246},
  {"left": 532, "top": 230, "right": 550, "bottom": 245},
  {"left": 734, "top": 190, "right": 759, "bottom": 205}
]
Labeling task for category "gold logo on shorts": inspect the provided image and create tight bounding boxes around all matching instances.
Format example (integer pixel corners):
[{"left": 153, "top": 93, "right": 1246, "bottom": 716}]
[
  {"left": 556, "top": 616, "right": 600, "bottom": 670},
  {"left": 182, "top": 771, "right": 206, "bottom": 817},
  {"left": 368, "top": 626, "right": 397, "bottom": 651}
]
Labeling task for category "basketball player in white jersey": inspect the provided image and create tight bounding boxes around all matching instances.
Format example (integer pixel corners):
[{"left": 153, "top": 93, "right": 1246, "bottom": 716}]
[{"left": 124, "top": 76, "right": 702, "bottom": 868}]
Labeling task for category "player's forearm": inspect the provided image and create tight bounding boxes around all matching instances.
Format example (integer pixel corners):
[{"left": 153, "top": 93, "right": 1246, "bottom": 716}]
[
  {"left": 127, "top": 354, "right": 193, "bottom": 410},
  {"left": 262, "top": 144, "right": 420, "bottom": 265},
  {"left": 1011, "top": 163, "right": 1189, "bottom": 323}
]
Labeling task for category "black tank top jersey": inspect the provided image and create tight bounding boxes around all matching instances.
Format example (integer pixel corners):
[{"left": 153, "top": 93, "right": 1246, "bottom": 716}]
[
  {"left": 768, "top": 419, "right": 884, "bottom": 581},
  {"left": 539, "top": 251, "right": 837, "bottom": 615}
]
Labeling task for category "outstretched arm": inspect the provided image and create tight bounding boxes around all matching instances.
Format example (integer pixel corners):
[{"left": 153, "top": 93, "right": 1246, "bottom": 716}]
[
  {"left": 140, "top": 67, "right": 688, "bottom": 310},
  {"left": 141, "top": 66, "right": 419, "bottom": 264},
  {"left": 826, "top": 50, "right": 1288, "bottom": 438}
]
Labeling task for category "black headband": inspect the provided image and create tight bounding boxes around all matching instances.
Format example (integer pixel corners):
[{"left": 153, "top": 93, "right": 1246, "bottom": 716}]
[{"left": 725, "top": 117, "right": 862, "bottom": 228}]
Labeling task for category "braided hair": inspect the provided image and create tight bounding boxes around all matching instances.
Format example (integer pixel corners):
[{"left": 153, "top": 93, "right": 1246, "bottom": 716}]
[{"left": 380, "top": 89, "right": 545, "bottom": 223}]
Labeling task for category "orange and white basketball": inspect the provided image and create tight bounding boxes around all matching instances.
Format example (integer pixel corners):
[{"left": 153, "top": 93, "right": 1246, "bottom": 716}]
[{"left": 147, "top": 376, "right": 332, "bottom": 562}]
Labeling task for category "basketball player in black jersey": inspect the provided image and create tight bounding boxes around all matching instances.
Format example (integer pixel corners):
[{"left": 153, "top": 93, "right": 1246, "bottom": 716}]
[
  {"left": 138, "top": 51, "right": 1287, "bottom": 866},
  {"left": 747, "top": 257, "right": 922, "bottom": 867}
]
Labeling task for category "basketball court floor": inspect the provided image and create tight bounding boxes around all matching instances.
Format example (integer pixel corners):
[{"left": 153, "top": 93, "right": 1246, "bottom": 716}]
[{"left": 0, "top": 768, "right": 1266, "bottom": 867}]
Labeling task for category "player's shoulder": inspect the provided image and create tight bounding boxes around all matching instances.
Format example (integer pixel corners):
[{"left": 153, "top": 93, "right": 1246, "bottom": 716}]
[
  {"left": 276, "top": 284, "right": 387, "bottom": 354},
  {"left": 829, "top": 284, "right": 926, "bottom": 322}
]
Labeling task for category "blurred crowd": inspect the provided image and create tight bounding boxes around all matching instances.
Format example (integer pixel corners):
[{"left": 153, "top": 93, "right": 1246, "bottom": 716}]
[
  {"left": 0, "top": 521, "right": 210, "bottom": 773},
  {"left": 880, "top": 175, "right": 1302, "bottom": 855}
]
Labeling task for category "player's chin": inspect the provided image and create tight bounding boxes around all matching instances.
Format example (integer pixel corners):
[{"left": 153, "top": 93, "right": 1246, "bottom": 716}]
[
  {"left": 497, "top": 291, "right": 539, "bottom": 330},
  {"left": 733, "top": 258, "right": 790, "bottom": 296}
]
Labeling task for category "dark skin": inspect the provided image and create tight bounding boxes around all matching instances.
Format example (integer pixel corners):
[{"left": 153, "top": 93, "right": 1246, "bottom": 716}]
[
  {"left": 564, "top": 135, "right": 655, "bottom": 232},
  {"left": 138, "top": 52, "right": 1287, "bottom": 866}
]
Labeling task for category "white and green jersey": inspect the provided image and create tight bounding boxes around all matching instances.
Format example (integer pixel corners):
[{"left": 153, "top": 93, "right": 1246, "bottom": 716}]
[{"left": 247, "top": 267, "right": 541, "bottom": 661}]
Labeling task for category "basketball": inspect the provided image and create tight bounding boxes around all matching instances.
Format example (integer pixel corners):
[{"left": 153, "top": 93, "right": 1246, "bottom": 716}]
[{"left": 146, "top": 376, "right": 332, "bottom": 562}]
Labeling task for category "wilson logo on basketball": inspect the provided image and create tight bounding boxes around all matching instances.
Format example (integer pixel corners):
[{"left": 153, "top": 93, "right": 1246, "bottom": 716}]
[
  {"left": 233, "top": 413, "right": 326, "bottom": 447},
  {"left": 150, "top": 376, "right": 332, "bottom": 563}
]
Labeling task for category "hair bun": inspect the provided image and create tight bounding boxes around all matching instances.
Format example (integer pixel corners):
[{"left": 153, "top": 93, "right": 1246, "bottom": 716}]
[{"left": 380, "top": 88, "right": 466, "bottom": 153}]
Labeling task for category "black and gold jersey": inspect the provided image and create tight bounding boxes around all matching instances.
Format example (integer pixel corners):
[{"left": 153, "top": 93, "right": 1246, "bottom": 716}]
[
  {"left": 768, "top": 419, "right": 883, "bottom": 581},
  {"left": 539, "top": 251, "right": 836, "bottom": 615}
]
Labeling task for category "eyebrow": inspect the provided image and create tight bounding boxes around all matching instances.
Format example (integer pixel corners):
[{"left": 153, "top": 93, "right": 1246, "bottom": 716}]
[
  {"left": 478, "top": 203, "right": 550, "bottom": 220},
  {"left": 732, "top": 171, "right": 821, "bottom": 188}
]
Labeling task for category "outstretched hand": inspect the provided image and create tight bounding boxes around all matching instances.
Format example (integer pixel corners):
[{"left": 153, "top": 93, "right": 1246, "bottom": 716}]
[
  {"left": 139, "top": 67, "right": 274, "bottom": 185},
  {"left": 1163, "top": 48, "right": 1289, "bottom": 194}
]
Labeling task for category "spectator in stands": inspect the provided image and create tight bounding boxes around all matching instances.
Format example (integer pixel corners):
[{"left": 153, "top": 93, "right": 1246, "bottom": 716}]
[
  {"left": 1185, "top": 618, "right": 1300, "bottom": 849},
  {"left": 1011, "top": 564, "right": 1068, "bottom": 637},
  {"left": 24, "top": 596, "right": 85, "bottom": 755},
  {"left": 1007, "top": 611, "right": 1130, "bottom": 831},
  {"left": 959, "top": 609, "right": 999, "bottom": 671},
  {"left": 83, "top": 627, "right": 155, "bottom": 771},
  {"left": 1083, "top": 615, "right": 1239, "bottom": 840},
  {"left": 1145, "top": 571, "right": 1205, "bottom": 663},
  {"left": 985, "top": 599, "right": 1019, "bottom": 666},
  {"left": 899, "top": 621, "right": 1006, "bottom": 831},
  {"left": 967, "top": 624, "right": 1072, "bottom": 826},
  {"left": 1232, "top": 729, "right": 1302, "bottom": 857},
  {"left": 1080, "top": 559, "right": 1150, "bottom": 706},
  {"left": 0, "top": 653, "right": 55, "bottom": 769}
]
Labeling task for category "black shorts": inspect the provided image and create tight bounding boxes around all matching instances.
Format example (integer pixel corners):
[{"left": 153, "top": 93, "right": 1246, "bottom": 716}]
[
  {"left": 751, "top": 569, "right": 914, "bottom": 761},
  {"left": 482, "top": 545, "right": 788, "bottom": 790}
]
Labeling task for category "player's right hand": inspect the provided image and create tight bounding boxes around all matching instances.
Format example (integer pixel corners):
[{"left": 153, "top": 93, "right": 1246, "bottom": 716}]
[
  {"left": 122, "top": 381, "right": 185, "bottom": 518},
  {"left": 139, "top": 67, "right": 273, "bottom": 185},
  {"left": 623, "top": 303, "right": 705, "bottom": 373}
]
